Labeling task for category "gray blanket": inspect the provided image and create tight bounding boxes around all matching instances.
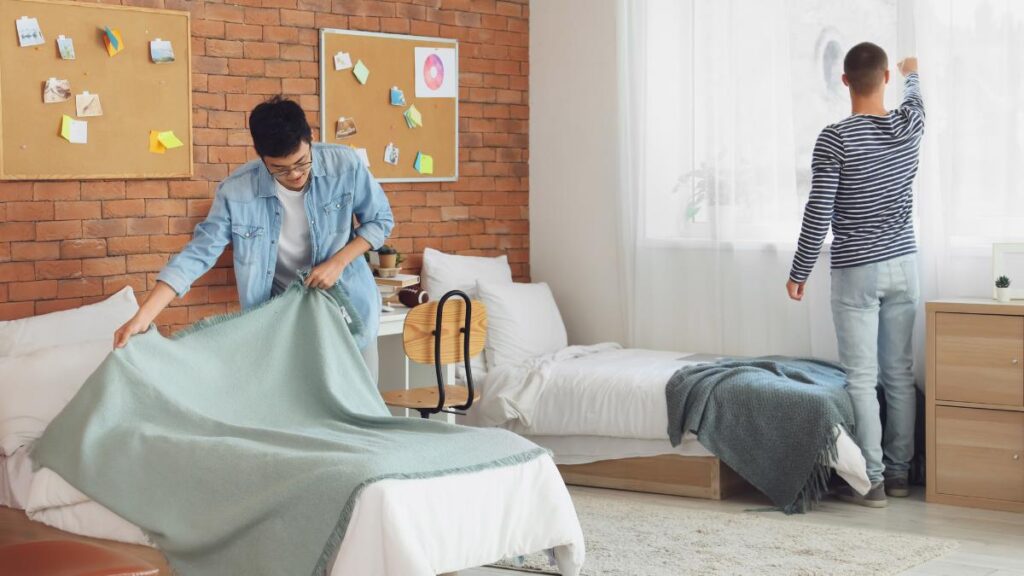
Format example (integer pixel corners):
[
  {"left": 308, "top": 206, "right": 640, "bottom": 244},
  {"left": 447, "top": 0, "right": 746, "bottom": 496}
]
[{"left": 666, "top": 357, "right": 855, "bottom": 513}]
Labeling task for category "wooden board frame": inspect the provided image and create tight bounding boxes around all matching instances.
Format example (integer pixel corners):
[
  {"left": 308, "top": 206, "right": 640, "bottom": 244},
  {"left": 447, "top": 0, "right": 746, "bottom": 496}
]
[
  {"left": 557, "top": 454, "right": 750, "bottom": 500},
  {"left": 0, "top": 0, "right": 192, "bottom": 180},
  {"left": 319, "top": 28, "right": 458, "bottom": 183}
]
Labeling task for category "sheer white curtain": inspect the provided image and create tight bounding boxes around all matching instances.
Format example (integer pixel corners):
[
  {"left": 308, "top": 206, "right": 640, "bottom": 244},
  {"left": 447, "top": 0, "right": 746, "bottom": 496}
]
[
  {"left": 620, "top": 0, "right": 1024, "bottom": 375},
  {"left": 619, "top": 0, "right": 901, "bottom": 358}
]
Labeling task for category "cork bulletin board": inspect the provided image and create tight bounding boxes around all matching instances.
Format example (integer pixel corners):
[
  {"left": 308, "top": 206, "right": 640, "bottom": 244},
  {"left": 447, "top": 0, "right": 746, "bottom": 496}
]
[
  {"left": 320, "top": 29, "right": 458, "bottom": 182},
  {"left": 0, "top": 0, "right": 192, "bottom": 180}
]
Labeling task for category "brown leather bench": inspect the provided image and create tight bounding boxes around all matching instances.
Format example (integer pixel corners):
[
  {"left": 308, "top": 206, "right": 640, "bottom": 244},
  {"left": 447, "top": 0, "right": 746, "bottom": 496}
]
[{"left": 0, "top": 540, "right": 158, "bottom": 576}]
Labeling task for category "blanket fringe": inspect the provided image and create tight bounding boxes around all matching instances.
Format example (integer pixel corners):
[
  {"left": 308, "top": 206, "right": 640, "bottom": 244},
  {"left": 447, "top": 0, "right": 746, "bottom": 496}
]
[{"left": 783, "top": 425, "right": 847, "bottom": 514}]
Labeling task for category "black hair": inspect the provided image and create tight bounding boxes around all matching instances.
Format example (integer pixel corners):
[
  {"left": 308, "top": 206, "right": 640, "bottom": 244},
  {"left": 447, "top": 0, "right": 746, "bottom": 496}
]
[
  {"left": 843, "top": 42, "right": 888, "bottom": 95},
  {"left": 248, "top": 96, "right": 312, "bottom": 158}
]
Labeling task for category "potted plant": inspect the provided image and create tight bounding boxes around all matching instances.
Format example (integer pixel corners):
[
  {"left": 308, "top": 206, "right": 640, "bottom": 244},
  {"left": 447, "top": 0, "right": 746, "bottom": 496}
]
[
  {"left": 375, "top": 245, "right": 404, "bottom": 278},
  {"left": 996, "top": 275, "right": 1012, "bottom": 302}
]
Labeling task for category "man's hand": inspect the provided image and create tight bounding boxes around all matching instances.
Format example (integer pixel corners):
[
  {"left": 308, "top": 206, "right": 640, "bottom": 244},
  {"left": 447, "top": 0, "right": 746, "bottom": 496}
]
[
  {"left": 786, "top": 280, "right": 806, "bottom": 302},
  {"left": 305, "top": 257, "right": 346, "bottom": 290},
  {"left": 897, "top": 57, "right": 918, "bottom": 77}
]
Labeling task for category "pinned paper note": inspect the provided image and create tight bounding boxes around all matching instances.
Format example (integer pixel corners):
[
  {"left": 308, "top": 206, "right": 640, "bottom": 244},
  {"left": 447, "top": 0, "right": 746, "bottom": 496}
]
[
  {"left": 103, "top": 27, "right": 124, "bottom": 57},
  {"left": 335, "top": 117, "right": 357, "bottom": 139},
  {"left": 57, "top": 35, "right": 75, "bottom": 60},
  {"left": 353, "top": 60, "right": 369, "bottom": 84},
  {"left": 384, "top": 142, "right": 399, "bottom": 165},
  {"left": 403, "top": 104, "right": 422, "bottom": 129},
  {"left": 60, "top": 115, "right": 87, "bottom": 144},
  {"left": 389, "top": 86, "right": 405, "bottom": 106},
  {"left": 150, "top": 38, "right": 174, "bottom": 63},
  {"left": 17, "top": 17, "right": 44, "bottom": 47},
  {"left": 43, "top": 78, "right": 71, "bottom": 104},
  {"left": 75, "top": 92, "right": 103, "bottom": 117},
  {"left": 157, "top": 131, "right": 183, "bottom": 149},
  {"left": 354, "top": 147, "right": 370, "bottom": 168},
  {"left": 149, "top": 131, "right": 166, "bottom": 154},
  {"left": 414, "top": 152, "right": 433, "bottom": 175},
  {"left": 334, "top": 51, "right": 352, "bottom": 71}
]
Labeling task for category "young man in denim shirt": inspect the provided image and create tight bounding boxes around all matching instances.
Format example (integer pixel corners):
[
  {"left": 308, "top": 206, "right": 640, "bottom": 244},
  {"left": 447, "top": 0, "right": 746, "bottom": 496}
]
[
  {"left": 115, "top": 97, "right": 394, "bottom": 380},
  {"left": 787, "top": 45, "right": 924, "bottom": 507}
]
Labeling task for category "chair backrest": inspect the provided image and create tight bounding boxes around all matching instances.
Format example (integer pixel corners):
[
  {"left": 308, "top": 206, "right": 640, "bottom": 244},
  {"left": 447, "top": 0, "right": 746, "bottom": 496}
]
[{"left": 402, "top": 298, "right": 487, "bottom": 366}]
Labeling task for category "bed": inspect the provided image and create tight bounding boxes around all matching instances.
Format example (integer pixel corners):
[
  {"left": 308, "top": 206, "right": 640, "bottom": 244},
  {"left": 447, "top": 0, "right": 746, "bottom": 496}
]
[
  {"left": 418, "top": 249, "right": 870, "bottom": 505},
  {"left": 0, "top": 286, "right": 585, "bottom": 576}
]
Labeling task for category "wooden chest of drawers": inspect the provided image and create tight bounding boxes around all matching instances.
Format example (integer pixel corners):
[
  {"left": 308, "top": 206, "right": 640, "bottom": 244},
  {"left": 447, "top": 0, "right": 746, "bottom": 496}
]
[{"left": 927, "top": 300, "right": 1024, "bottom": 512}]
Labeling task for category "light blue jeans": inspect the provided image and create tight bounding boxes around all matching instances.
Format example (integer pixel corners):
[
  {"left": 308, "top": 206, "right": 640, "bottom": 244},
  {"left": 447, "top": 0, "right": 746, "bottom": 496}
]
[{"left": 831, "top": 254, "right": 919, "bottom": 484}]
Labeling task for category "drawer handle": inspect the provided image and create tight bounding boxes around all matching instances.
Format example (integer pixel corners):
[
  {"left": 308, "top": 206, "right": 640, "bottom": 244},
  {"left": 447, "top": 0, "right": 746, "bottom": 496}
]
[
  {"left": 1015, "top": 454, "right": 1021, "bottom": 461},
  {"left": 1014, "top": 359, "right": 1020, "bottom": 365}
]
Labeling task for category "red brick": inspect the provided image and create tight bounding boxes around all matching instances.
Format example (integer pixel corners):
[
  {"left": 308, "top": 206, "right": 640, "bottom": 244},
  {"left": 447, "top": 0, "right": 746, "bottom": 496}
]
[
  {"left": 33, "top": 182, "right": 80, "bottom": 201},
  {"left": 0, "top": 302, "right": 35, "bottom": 320},
  {"left": 11, "top": 241, "right": 60, "bottom": 261},
  {"left": 146, "top": 200, "right": 187, "bottom": 217},
  {"left": 243, "top": 41, "right": 280, "bottom": 59},
  {"left": 169, "top": 181, "right": 212, "bottom": 199},
  {"left": 228, "top": 58, "right": 266, "bottom": 76},
  {"left": 205, "top": 3, "right": 245, "bottom": 22},
  {"left": 208, "top": 75, "right": 247, "bottom": 94},
  {"left": 108, "top": 236, "right": 151, "bottom": 255},
  {"left": 209, "top": 146, "right": 249, "bottom": 164},
  {"left": 103, "top": 200, "right": 146, "bottom": 218},
  {"left": 195, "top": 56, "right": 229, "bottom": 75},
  {"left": 263, "top": 26, "right": 298, "bottom": 43},
  {"left": 0, "top": 182, "right": 34, "bottom": 201},
  {"left": 58, "top": 278, "right": 103, "bottom": 299},
  {"left": 227, "top": 94, "right": 266, "bottom": 112},
  {"left": 104, "top": 274, "right": 148, "bottom": 295},
  {"left": 81, "top": 181, "right": 126, "bottom": 200},
  {"left": 8, "top": 202, "right": 53, "bottom": 222},
  {"left": 82, "top": 256, "right": 127, "bottom": 276},
  {"left": 0, "top": 262, "right": 34, "bottom": 282},
  {"left": 127, "top": 218, "right": 169, "bottom": 235},
  {"left": 84, "top": 219, "right": 127, "bottom": 238},
  {"left": 226, "top": 22, "right": 264, "bottom": 40},
  {"left": 53, "top": 201, "right": 99, "bottom": 221},
  {"left": 282, "top": 78, "right": 316, "bottom": 94},
  {"left": 209, "top": 111, "right": 246, "bottom": 129},
  {"left": 61, "top": 239, "right": 107, "bottom": 258},
  {"left": 9, "top": 280, "right": 58, "bottom": 302},
  {"left": 245, "top": 7, "right": 280, "bottom": 25},
  {"left": 127, "top": 254, "right": 170, "bottom": 273},
  {"left": 168, "top": 286, "right": 209, "bottom": 307},
  {"left": 280, "top": 44, "right": 314, "bottom": 61},
  {"left": 36, "top": 260, "right": 82, "bottom": 280},
  {"left": 281, "top": 9, "right": 314, "bottom": 26},
  {"left": 150, "top": 234, "right": 191, "bottom": 252},
  {"left": 0, "top": 223, "right": 36, "bottom": 242},
  {"left": 194, "top": 93, "right": 226, "bottom": 110},
  {"left": 265, "top": 61, "right": 300, "bottom": 78},
  {"left": 192, "top": 19, "right": 225, "bottom": 38},
  {"left": 246, "top": 78, "right": 283, "bottom": 94},
  {"left": 126, "top": 181, "right": 169, "bottom": 199}
]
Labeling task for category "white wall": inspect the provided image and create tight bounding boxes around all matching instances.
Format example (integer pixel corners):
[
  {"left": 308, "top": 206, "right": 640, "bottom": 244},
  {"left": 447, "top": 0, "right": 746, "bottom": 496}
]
[{"left": 530, "top": 0, "right": 627, "bottom": 345}]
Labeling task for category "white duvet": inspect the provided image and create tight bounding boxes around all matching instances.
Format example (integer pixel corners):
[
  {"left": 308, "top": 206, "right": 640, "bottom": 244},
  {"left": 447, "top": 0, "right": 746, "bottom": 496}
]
[
  {"left": 19, "top": 456, "right": 584, "bottom": 576},
  {"left": 475, "top": 344, "right": 870, "bottom": 493}
]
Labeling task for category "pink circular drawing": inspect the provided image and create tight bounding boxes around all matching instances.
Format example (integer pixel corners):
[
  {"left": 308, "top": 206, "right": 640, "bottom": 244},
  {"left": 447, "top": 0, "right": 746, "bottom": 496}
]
[{"left": 423, "top": 53, "right": 444, "bottom": 91}]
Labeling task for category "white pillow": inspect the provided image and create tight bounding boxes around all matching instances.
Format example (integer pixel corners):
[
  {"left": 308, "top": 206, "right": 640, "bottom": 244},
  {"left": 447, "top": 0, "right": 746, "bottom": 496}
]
[
  {"left": 421, "top": 248, "right": 513, "bottom": 301},
  {"left": 476, "top": 281, "right": 568, "bottom": 368},
  {"left": 0, "top": 286, "right": 137, "bottom": 357},
  {"left": 0, "top": 339, "right": 112, "bottom": 455}
]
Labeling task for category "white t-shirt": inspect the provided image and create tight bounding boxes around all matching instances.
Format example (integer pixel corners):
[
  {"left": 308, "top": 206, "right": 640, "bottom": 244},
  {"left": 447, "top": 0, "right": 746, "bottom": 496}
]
[{"left": 272, "top": 181, "right": 313, "bottom": 295}]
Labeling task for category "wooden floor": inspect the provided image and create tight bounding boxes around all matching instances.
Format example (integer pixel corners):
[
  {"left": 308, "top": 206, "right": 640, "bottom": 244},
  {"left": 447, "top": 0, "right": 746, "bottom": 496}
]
[
  {"left": 466, "top": 485, "right": 1024, "bottom": 576},
  {"left": 3, "top": 486, "right": 1022, "bottom": 575}
]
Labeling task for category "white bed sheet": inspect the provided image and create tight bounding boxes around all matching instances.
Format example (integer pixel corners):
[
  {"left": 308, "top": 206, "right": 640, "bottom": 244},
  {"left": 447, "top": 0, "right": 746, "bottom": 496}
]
[
  {"left": 0, "top": 448, "right": 34, "bottom": 509},
  {"left": 473, "top": 344, "right": 870, "bottom": 494},
  {"left": 23, "top": 455, "right": 584, "bottom": 576}
]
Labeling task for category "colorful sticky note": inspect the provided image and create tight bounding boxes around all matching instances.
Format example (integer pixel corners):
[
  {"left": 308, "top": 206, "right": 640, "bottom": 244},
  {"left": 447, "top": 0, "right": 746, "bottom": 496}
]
[
  {"left": 60, "top": 115, "right": 87, "bottom": 144},
  {"left": 403, "top": 105, "right": 422, "bottom": 129},
  {"left": 157, "top": 131, "right": 183, "bottom": 149},
  {"left": 353, "top": 60, "right": 369, "bottom": 84},
  {"left": 414, "top": 152, "right": 433, "bottom": 175},
  {"left": 149, "top": 131, "right": 166, "bottom": 154},
  {"left": 103, "top": 27, "right": 124, "bottom": 57},
  {"left": 390, "top": 86, "right": 405, "bottom": 106},
  {"left": 334, "top": 51, "right": 352, "bottom": 71}
]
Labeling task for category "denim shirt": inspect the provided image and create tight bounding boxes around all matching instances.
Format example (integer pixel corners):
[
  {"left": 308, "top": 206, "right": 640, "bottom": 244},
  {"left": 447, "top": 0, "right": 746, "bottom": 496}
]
[{"left": 156, "top": 143, "right": 394, "bottom": 349}]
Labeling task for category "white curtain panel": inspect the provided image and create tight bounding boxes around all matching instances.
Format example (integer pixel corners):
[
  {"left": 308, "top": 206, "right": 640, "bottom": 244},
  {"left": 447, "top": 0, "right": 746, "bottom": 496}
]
[{"left": 619, "top": 0, "right": 1024, "bottom": 380}]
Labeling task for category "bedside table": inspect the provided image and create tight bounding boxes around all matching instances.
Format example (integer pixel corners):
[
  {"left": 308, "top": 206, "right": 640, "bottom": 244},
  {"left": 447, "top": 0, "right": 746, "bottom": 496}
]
[{"left": 926, "top": 299, "right": 1024, "bottom": 512}]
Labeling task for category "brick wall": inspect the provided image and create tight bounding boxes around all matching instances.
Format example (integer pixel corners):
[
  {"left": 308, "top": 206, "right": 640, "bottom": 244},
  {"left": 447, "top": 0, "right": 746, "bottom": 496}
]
[{"left": 0, "top": 0, "right": 529, "bottom": 333}]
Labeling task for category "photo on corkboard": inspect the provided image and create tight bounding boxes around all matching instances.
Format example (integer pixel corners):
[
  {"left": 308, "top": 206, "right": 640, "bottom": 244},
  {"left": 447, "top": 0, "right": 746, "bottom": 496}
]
[{"left": 43, "top": 78, "right": 72, "bottom": 103}]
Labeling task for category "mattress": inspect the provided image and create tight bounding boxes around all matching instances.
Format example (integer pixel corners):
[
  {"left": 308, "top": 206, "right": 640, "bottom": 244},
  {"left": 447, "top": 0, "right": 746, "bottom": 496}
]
[
  {"left": 22, "top": 455, "right": 584, "bottom": 576},
  {"left": 474, "top": 345, "right": 870, "bottom": 493}
]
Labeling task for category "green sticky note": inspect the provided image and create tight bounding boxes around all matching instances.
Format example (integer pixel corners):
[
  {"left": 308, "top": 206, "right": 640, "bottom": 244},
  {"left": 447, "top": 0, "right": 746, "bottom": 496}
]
[
  {"left": 404, "top": 104, "right": 422, "bottom": 128},
  {"left": 157, "top": 130, "right": 183, "bottom": 149},
  {"left": 353, "top": 60, "right": 369, "bottom": 85},
  {"left": 415, "top": 152, "right": 433, "bottom": 175}
]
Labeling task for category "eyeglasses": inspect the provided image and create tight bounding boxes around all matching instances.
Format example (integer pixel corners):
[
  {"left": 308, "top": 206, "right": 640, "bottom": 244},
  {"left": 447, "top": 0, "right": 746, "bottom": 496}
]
[{"left": 267, "top": 154, "right": 313, "bottom": 179}]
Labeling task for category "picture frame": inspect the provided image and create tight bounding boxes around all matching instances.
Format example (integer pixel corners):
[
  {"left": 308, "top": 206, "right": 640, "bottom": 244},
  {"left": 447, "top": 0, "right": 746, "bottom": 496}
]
[{"left": 991, "top": 243, "right": 1024, "bottom": 300}]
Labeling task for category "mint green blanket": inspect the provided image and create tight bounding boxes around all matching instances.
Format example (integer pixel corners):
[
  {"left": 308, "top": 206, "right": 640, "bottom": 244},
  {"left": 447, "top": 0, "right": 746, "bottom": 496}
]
[{"left": 32, "top": 284, "right": 546, "bottom": 576}]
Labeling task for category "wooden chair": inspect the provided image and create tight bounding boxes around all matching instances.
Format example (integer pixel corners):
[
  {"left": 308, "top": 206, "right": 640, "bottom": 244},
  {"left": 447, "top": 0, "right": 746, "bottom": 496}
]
[{"left": 381, "top": 290, "right": 486, "bottom": 419}]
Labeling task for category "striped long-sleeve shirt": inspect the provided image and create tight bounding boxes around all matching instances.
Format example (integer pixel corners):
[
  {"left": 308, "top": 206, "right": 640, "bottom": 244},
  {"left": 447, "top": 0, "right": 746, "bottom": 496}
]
[{"left": 789, "top": 73, "right": 925, "bottom": 284}]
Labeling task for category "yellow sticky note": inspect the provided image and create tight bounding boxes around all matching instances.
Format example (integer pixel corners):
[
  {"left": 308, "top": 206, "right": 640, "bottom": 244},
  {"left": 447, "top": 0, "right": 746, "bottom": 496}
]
[
  {"left": 60, "top": 115, "right": 72, "bottom": 140},
  {"left": 421, "top": 154, "right": 433, "bottom": 174},
  {"left": 157, "top": 130, "right": 183, "bottom": 149},
  {"left": 149, "top": 131, "right": 166, "bottom": 154}
]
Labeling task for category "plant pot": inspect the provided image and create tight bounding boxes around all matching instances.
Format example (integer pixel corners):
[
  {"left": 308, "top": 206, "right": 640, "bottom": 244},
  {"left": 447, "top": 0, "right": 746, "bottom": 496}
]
[
  {"left": 997, "top": 287, "right": 1011, "bottom": 302},
  {"left": 379, "top": 254, "right": 397, "bottom": 268}
]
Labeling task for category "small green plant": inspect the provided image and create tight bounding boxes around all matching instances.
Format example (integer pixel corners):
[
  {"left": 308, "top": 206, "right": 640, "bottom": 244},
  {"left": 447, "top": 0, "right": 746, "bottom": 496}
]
[
  {"left": 377, "top": 245, "right": 397, "bottom": 255},
  {"left": 996, "top": 275, "right": 1011, "bottom": 288}
]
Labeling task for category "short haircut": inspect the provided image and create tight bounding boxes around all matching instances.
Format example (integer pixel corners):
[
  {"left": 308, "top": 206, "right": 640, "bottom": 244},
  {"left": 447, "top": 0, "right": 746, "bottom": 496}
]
[
  {"left": 843, "top": 42, "right": 888, "bottom": 95},
  {"left": 248, "top": 96, "right": 312, "bottom": 158}
]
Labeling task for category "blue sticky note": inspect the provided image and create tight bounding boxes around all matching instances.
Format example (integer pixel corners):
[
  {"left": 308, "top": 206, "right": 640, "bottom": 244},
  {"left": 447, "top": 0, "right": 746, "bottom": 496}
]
[{"left": 390, "top": 86, "right": 405, "bottom": 106}]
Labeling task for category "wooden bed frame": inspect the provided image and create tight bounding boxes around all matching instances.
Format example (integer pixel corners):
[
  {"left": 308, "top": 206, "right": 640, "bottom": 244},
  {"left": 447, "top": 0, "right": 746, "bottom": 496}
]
[{"left": 557, "top": 454, "right": 749, "bottom": 500}]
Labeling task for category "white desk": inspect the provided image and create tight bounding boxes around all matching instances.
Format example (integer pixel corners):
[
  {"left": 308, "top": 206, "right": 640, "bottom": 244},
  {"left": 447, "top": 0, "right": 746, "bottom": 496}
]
[{"left": 376, "top": 305, "right": 456, "bottom": 422}]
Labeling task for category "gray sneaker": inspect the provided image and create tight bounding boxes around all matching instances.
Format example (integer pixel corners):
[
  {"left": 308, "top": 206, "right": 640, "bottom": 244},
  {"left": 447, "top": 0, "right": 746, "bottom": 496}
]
[
  {"left": 885, "top": 475, "right": 910, "bottom": 498},
  {"left": 837, "top": 482, "right": 888, "bottom": 508}
]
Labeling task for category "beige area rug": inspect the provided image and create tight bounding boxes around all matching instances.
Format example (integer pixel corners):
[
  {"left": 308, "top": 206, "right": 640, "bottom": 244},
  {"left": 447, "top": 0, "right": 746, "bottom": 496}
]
[{"left": 494, "top": 490, "right": 958, "bottom": 575}]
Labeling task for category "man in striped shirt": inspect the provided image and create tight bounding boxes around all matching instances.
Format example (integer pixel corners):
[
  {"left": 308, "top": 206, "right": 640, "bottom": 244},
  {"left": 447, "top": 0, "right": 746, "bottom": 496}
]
[{"left": 786, "top": 43, "right": 924, "bottom": 508}]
